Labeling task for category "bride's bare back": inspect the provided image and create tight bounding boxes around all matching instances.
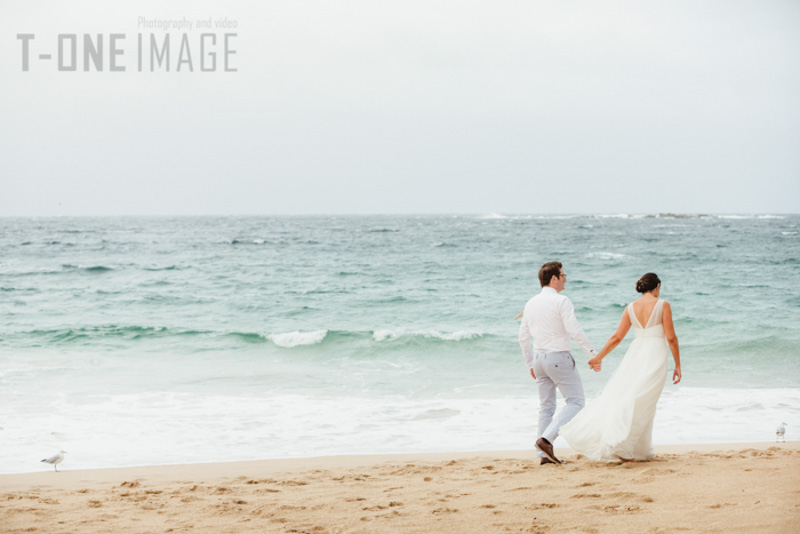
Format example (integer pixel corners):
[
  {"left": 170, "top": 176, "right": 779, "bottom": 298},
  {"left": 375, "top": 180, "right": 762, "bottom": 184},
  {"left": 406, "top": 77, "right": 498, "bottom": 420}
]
[{"left": 632, "top": 295, "right": 660, "bottom": 328}]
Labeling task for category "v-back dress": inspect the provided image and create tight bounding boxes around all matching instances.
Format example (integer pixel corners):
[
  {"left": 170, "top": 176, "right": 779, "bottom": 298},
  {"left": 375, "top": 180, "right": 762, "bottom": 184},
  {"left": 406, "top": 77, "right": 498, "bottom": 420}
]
[{"left": 559, "top": 299, "right": 669, "bottom": 461}]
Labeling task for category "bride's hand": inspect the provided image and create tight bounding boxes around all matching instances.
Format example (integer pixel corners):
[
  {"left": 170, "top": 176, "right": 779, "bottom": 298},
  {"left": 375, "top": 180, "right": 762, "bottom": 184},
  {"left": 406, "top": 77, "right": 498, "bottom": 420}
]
[
  {"left": 588, "top": 356, "right": 602, "bottom": 372},
  {"left": 672, "top": 366, "right": 681, "bottom": 384}
]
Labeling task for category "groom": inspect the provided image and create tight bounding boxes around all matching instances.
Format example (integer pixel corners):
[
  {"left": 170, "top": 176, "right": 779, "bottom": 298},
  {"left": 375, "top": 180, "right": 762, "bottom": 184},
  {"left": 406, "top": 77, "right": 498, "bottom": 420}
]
[{"left": 519, "top": 261, "right": 598, "bottom": 465}]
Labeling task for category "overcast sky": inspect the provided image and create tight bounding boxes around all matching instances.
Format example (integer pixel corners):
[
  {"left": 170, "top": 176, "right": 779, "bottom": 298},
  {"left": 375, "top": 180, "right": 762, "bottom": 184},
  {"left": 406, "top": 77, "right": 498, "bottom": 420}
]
[{"left": 1, "top": 0, "right": 798, "bottom": 216}]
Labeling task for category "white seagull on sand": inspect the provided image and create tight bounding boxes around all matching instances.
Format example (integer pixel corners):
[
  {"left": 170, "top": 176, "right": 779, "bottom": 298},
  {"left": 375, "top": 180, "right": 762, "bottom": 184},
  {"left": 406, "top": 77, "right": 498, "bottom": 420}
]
[
  {"left": 776, "top": 422, "right": 787, "bottom": 442},
  {"left": 41, "top": 450, "right": 67, "bottom": 471}
]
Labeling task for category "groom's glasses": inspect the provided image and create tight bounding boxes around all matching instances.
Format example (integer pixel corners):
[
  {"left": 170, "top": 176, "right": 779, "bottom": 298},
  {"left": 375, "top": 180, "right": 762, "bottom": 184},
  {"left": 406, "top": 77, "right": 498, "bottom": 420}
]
[{"left": 560, "top": 273, "right": 567, "bottom": 279}]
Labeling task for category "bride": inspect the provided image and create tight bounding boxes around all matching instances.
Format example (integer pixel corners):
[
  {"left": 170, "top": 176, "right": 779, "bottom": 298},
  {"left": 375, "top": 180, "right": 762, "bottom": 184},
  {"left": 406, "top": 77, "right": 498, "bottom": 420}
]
[{"left": 559, "top": 273, "right": 681, "bottom": 462}]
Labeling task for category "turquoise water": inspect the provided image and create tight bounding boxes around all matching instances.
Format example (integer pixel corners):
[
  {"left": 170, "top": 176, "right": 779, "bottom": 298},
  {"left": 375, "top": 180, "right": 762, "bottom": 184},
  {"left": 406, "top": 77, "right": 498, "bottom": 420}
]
[{"left": 1, "top": 214, "right": 798, "bottom": 472}]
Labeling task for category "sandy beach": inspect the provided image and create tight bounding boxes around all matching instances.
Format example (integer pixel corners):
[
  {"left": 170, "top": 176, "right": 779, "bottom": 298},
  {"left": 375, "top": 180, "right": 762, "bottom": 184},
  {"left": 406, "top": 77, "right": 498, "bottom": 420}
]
[{"left": 2, "top": 442, "right": 798, "bottom": 533}]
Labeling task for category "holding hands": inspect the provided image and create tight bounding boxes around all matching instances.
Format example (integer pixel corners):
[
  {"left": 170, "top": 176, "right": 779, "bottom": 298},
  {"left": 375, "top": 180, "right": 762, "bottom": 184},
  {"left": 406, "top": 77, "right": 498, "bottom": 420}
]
[{"left": 588, "top": 356, "right": 602, "bottom": 372}]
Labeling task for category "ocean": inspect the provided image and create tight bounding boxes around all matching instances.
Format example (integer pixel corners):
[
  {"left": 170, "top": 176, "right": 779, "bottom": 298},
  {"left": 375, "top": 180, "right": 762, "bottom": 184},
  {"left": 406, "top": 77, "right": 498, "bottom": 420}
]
[{"left": 1, "top": 214, "right": 798, "bottom": 473}]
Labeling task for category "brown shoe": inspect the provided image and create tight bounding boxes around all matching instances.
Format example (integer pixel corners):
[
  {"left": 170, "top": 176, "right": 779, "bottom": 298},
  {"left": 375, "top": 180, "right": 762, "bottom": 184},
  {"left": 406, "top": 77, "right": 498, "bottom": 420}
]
[
  {"left": 540, "top": 457, "right": 556, "bottom": 465},
  {"left": 535, "top": 437, "right": 562, "bottom": 464}
]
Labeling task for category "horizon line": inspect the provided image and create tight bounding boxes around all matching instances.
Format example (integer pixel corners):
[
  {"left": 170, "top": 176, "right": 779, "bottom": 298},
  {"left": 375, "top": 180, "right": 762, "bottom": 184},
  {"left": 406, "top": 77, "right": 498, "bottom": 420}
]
[{"left": 0, "top": 212, "right": 797, "bottom": 218}]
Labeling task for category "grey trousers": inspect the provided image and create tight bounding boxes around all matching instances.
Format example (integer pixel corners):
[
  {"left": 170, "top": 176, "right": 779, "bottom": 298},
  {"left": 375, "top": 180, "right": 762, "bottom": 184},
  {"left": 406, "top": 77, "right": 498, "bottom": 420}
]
[{"left": 532, "top": 351, "right": 585, "bottom": 455}]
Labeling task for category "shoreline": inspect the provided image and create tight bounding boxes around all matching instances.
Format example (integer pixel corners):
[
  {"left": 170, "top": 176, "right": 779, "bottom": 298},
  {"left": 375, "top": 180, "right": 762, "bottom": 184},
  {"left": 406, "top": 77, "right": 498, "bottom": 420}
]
[
  {"left": 2, "top": 441, "right": 798, "bottom": 533},
  {"left": 1, "top": 441, "right": 796, "bottom": 489}
]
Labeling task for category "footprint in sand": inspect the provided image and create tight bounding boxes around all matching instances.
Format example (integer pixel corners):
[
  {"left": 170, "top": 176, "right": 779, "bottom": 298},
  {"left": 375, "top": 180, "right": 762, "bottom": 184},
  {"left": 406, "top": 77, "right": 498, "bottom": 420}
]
[
  {"left": 362, "top": 505, "right": 387, "bottom": 511},
  {"left": 588, "top": 504, "right": 641, "bottom": 513},
  {"left": 526, "top": 503, "right": 560, "bottom": 510},
  {"left": 280, "top": 479, "right": 310, "bottom": 486}
]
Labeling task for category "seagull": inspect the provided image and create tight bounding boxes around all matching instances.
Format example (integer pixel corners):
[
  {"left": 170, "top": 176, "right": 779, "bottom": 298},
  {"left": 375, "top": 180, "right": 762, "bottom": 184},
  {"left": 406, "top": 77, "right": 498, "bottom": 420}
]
[
  {"left": 41, "top": 450, "right": 67, "bottom": 472},
  {"left": 776, "top": 422, "right": 787, "bottom": 443}
]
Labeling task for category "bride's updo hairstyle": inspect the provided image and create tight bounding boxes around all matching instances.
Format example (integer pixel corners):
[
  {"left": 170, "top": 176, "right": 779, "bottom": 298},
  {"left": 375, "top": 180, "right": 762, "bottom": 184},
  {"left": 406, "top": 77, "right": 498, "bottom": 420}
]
[{"left": 636, "top": 273, "right": 661, "bottom": 294}]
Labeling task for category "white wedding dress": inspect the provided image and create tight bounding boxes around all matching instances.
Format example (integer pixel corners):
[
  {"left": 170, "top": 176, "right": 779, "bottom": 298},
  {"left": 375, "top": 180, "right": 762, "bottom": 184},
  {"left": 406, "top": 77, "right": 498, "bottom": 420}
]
[{"left": 560, "top": 299, "right": 669, "bottom": 461}]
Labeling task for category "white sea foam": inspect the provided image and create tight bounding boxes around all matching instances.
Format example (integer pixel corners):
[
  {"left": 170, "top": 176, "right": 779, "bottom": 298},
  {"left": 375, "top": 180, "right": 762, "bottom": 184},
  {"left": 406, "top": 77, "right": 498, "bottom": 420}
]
[
  {"left": 423, "top": 330, "right": 482, "bottom": 341},
  {"left": 591, "top": 213, "right": 649, "bottom": 219},
  {"left": 2, "top": 386, "right": 797, "bottom": 474},
  {"left": 372, "top": 329, "right": 483, "bottom": 342},
  {"left": 372, "top": 328, "right": 405, "bottom": 342},
  {"left": 594, "top": 213, "right": 634, "bottom": 219},
  {"left": 716, "top": 214, "right": 786, "bottom": 220},
  {"left": 268, "top": 330, "right": 328, "bottom": 348},
  {"left": 586, "top": 252, "right": 626, "bottom": 260}
]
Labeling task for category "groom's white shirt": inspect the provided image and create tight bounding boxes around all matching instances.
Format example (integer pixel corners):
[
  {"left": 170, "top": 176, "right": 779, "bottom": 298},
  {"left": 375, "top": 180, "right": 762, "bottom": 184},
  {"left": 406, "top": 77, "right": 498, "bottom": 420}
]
[{"left": 519, "top": 287, "right": 596, "bottom": 368}]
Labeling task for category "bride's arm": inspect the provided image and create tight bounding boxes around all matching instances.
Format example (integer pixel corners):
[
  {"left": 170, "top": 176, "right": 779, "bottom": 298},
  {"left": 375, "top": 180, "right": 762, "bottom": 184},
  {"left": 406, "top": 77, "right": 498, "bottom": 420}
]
[
  {"left": 588, "top": 310, "right": 631, "bottom": 370},
  {"left": 662, "top": 301, "right": 681, "bottom": 384}
]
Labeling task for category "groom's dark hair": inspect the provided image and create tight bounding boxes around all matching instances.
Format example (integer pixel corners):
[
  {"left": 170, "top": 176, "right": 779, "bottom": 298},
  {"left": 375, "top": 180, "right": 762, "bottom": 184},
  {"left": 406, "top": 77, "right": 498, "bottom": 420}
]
[{"left": 539, "top": 261, "right": 563, "bottom": 287}]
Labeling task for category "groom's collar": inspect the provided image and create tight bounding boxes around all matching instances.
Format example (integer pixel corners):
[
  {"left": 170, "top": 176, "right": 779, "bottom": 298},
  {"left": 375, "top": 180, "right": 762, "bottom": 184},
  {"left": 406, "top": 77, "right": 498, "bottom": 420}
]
[{"left": 541, "top": 287, "right": 558, "bottom": 295}]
